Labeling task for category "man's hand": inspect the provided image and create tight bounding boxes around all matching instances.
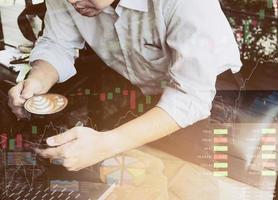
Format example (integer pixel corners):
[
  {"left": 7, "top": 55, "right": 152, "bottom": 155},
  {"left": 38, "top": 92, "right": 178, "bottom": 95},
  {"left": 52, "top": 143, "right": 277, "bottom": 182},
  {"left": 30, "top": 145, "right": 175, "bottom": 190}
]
[
  {"left": 8, "top": 78, "right": 46, "bottom": 119},
  {"left": 35, "top": 108, "right": 180, "bottom": 172},
  {"left": 8, "top": 60, "right": 59, "bottom": 119},
  {"left": 35, "top": 127, "right": 118, "bottom": 171}
]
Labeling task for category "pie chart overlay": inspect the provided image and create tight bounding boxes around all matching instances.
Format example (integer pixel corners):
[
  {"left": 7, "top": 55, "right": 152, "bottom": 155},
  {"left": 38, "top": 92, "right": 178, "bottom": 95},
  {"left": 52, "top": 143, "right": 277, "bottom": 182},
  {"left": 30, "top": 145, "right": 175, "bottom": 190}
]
[{"left": 100, "top": 155, "right": 146, "bottom": 186}]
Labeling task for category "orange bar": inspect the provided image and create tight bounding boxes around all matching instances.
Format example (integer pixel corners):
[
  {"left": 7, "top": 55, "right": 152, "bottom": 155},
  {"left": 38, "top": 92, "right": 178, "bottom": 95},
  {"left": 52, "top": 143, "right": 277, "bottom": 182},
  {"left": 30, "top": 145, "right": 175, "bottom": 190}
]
[
  {"left": 1, "top": 133, "right": 7, "bottom": 149},
  {"left": 214, "top": 154, "right": 228, "bottom": 160},
  {"left": 261, "top": 137, "right": 276, "bottom": 143},
  {"left": 130, "top": 90, "right": 136, "bottom": 110},
  {"left": 214, "top": 137, "right": 228, "bottom": 143},
  {"left": 100, "top": 93, "right": 106, "bottom": 102},
  {"left": 262, "top": 162, "right": 276, "bottom": 168},
  {"left": 123, "top": 90, "right": 129, "bottom": 96},
  {"left": 16, "top": 134, "right": 23, "bottom": 149}
]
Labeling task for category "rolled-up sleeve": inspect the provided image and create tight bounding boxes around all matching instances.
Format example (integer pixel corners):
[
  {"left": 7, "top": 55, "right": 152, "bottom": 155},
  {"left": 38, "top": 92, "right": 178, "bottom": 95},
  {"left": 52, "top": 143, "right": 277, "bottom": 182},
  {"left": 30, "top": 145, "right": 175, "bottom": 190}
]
[
  {"left": 157, "top": 0, "right": 242, "bottom": 128},
  {"left": 30, "top": 0, "right": 85, "bottom": 82}
]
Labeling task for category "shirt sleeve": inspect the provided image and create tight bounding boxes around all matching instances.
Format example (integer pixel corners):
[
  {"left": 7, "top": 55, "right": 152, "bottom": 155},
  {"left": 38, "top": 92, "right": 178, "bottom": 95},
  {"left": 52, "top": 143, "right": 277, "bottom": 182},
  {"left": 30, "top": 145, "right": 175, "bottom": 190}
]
[
  {"left": 156, "top": 0, "right": 242, "bottom": 128},
  {"left": 29, "top": 0, "right": 85, "bottom": 82}
]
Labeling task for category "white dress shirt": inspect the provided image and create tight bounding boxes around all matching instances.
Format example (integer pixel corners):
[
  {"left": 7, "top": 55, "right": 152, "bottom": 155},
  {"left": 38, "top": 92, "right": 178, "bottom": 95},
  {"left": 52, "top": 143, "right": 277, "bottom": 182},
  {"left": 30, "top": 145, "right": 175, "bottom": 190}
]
[{"left": 30, "top": 0, "right": 242, "bottom": 128}]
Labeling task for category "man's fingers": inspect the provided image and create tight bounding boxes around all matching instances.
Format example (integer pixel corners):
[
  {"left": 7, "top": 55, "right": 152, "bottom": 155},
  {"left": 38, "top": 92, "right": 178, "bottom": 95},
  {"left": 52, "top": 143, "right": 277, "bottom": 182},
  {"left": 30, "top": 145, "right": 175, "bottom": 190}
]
[
  {"left": 11, "top": 107, "right": 27, "bottom": 118},
  {"left": 11, "top": 97, "right": 26, "bottom": 107},
  {"left": 8, "top": 95, "right": 29, "bottom": 119},
  {"left": 8, "top": 84, "right": 29, "bottom": 119},
  {"left": 21, "top": 79, "right": 41, "bottom": 99},
  {"left": 35, "top": 146, "right": 64, "bottom": 159},
  {"left": 8, "top": 78, "right": 46, "bottom": 119},
  {"left": 8, "top": 82, "right": 26, "bottom": 107},
  {"left": 36, "top": 142, "right": 75, "bottom": 160},
  {"left": 8, "top": 81, "right": 24, "bottom": 97},
  {"left": 62, "top": 157, "right": 78, "bottom": 169},
  {"left": 46, "top": 129, "right": 78, "bottom": 147}
]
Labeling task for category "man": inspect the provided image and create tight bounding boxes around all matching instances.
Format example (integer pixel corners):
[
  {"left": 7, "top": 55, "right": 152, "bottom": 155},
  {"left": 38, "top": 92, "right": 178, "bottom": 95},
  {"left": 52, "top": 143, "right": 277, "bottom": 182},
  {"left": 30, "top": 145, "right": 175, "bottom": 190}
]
[{"left": 8, "top": 0, "right": 241, "bottom": 171}]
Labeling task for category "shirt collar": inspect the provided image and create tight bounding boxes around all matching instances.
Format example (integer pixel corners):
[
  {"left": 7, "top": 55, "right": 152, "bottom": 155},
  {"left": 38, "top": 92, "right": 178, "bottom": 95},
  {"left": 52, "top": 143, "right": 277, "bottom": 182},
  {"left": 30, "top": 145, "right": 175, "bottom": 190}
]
[{"left": 118, "top": 0, "right": 149, "bottom": 12}]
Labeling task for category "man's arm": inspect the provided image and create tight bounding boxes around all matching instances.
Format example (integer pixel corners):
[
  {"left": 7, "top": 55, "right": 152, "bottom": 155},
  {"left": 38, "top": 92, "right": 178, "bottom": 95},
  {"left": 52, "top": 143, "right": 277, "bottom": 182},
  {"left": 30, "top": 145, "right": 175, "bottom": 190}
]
[
  {"left": 37, "top": 106, "right": 180, "bottom": 171},
  {"left": 30, "top": 0, "right": 85, "bottom": 83},
  {"left": 28, "top": 60, "right": 59, "bottom": 91},
  {"left": 36, "top": 0, "right": 242, "bottom": 171},
  {"left": 107, "top": 107, "right": 180, "bottom": 153},
  {"left": 8, "top": 0, "right": 84, "bottom": 118},
  {"left": 106, "top": 0, "right": 242, "bottom": 163}
]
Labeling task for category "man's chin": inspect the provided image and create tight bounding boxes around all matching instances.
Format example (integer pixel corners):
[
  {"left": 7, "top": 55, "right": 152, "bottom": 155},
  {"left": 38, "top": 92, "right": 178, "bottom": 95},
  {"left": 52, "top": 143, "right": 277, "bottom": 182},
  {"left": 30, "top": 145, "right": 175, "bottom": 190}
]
[
  {"left": 76, "top": 8, "right": 102, "bottom": 17},
  {"left": 87, "top": 10, "right": 102, "bottom": 17}
]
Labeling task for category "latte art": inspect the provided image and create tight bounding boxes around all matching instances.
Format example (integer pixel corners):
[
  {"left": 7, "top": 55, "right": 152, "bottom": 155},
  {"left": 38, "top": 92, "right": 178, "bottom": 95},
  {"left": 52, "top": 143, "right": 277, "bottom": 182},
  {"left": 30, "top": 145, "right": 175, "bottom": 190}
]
[
  {"left": 24, "top": 94, "right": 68, "bottom": 115},
  {"left": 30, "top": 96, "right": 54, "bottom": 112}
]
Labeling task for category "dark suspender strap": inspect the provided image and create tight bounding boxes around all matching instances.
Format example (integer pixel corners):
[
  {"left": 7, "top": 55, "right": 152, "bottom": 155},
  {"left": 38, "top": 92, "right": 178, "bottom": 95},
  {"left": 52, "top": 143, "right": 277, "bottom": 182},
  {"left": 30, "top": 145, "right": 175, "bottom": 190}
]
[{"left": 17, "top": 2, "right": 46, "bottom": 42}]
